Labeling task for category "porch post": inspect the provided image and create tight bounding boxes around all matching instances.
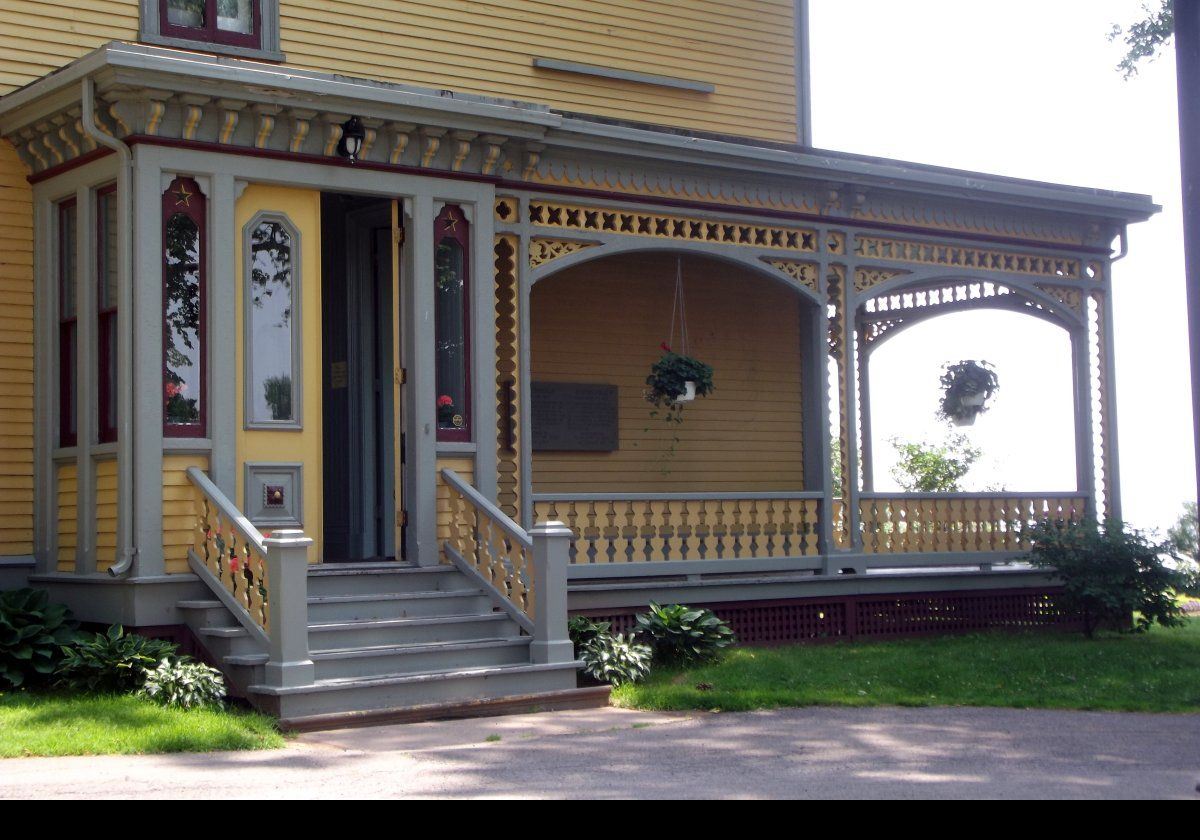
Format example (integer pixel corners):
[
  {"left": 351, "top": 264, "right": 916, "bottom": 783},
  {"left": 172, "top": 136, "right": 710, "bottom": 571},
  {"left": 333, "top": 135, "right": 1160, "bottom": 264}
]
[
  {"left": 800, "top": 297, "right": 833, "bottom": 554},
  {"left": 73, "top": 187, "right": 96, "bottom": 574},
  {"left": 1070, "top": 324, "right": 1096, "bottom": 518},
  {"left": 1098, "top": 280, "right": 1122, "bottom": 522},
  {"left": 32, "top": 193, "right": 54, "bottom": 572},
  {"left": 529, "top": 520, "right": 574, "bottom": 665},
  {"left": 207, "top": 173, "right": 238, "bottom": 499},
  {"left": 129, "top": 149, "right": 165, "bottom": 576},
  {"left": 858, "top": 329, "right": 874, "bottom": 494},
  {"left": 262, "top": 529, "right": 315, "bottom": 688},
  {"left": 404, "top": 194, "right": 439, "bottom": 565}
]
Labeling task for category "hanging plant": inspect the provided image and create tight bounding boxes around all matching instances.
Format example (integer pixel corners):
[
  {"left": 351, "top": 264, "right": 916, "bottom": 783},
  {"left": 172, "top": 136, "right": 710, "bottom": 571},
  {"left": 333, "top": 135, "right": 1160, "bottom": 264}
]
[
  {"left": 645, "top": 342, "right": 714, "bottom": 419},
  {"left": 937, "top": 359, "right": 999, "bottom": 426}
]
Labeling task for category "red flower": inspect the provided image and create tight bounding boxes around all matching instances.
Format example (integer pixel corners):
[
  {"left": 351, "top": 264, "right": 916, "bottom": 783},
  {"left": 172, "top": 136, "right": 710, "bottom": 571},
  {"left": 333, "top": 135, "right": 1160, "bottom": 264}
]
[
  {"left": 659, "top": 342, "right": 672, "bottom": 353},
  {"left": 165, "top": 382, "right": 180, "bottom": 398},
  {"left": 229, "top": 556, "right": 240, "bottom": 572},
  {"left": 437, "top": 395, "right": 454, "bottom": 408}
]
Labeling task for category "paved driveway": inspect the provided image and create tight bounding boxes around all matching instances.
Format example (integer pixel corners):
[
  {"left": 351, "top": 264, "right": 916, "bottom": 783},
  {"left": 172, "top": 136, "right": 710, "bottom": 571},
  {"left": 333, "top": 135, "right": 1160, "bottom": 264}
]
[{"left": 3, "top": 706, "right": 1197, "bottom": 799}]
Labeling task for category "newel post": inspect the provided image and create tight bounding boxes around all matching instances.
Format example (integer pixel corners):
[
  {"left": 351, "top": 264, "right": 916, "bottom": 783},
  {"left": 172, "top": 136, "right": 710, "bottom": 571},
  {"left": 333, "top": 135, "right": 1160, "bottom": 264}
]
[
  {"left": 263, "top": 529, "right": 315, "bottom": 688},
  {"left": 529, "top": 521, "right": 575, "bottom": 665}
]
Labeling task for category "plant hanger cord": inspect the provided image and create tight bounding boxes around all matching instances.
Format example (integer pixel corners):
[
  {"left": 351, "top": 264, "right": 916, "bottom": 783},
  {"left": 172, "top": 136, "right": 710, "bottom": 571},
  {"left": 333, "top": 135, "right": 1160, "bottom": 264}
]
[{"left": 667, "top": 256, "right": 690, "bottom": 355}]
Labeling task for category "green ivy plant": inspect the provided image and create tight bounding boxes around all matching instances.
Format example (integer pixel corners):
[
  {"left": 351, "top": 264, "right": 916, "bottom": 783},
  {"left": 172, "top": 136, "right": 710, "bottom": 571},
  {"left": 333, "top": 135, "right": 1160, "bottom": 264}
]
[
  {"left": 634, "top": 602, "right": 736, "bottom": 666},
  {"left": 569, "top": 616, "right": 652, "bottom": 686},
  {"left": 140, "top": 659, "right": 227, "bottom": 709},
  {"left": 1025, "top": 518, "right": 1188, "bottom": 638},
  {"left": 57, "top": 624, "right": 179, "bottom": 693},
  {"left": 0, "top": 588, "right": 79, "bottom": 688},
  {"left": 645, "top": 346, "right": 714, "bottom": 424}
]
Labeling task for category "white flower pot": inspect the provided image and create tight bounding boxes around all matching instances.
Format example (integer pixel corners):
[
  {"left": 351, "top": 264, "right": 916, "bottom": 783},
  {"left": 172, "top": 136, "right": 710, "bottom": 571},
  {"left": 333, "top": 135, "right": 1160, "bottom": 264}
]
[
  {"left": 960, "top": 391, "right": 987, "bottom": 407},
  {"left": 673, "top": 380, "right": 697, "bottom": 404},
  {"left": 952, "top": 411, "right": 978, "bottom": 427}
]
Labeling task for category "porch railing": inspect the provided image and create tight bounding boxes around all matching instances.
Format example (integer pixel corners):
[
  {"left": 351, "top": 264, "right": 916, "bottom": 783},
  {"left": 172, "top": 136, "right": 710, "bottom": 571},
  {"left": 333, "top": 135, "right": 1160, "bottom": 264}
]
[
  {"left": 531, "top": 492, "right": 826, "bottom": 575},
  {"left": 857, "top": 493, "right": 1087, "bottom": 555},
  {"left": 186, "top": 467, "right": 314, "bottom": 688},
  {"left": 441, "top": 469, "right": 573, "bottom": 664}
]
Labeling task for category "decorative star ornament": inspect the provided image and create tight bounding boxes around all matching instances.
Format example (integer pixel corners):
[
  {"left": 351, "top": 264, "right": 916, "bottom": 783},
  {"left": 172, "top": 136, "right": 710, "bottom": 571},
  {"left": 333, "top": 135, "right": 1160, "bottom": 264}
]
[
  {"left": 172, "top": 184, "right": 194, "bottom": 207},
  {"left": 444, "top": 210, "right": 458, "bottom": 232}
]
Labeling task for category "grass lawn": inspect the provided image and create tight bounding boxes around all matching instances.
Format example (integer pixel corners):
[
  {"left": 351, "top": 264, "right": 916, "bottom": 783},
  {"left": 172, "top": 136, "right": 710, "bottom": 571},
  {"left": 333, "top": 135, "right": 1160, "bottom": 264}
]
[
  {"left": 0, "top": 692, "right": 285, "bottom": 758},
  {"left": 612, "top": 617, "right": 1200, "bottom": 714}
]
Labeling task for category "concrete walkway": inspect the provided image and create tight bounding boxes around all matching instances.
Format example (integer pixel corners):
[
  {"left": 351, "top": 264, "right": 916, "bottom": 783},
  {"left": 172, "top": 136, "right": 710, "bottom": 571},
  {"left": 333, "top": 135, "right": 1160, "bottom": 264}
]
[{"left": 3, "top": 706, "right": 1198, "bottom": 799}]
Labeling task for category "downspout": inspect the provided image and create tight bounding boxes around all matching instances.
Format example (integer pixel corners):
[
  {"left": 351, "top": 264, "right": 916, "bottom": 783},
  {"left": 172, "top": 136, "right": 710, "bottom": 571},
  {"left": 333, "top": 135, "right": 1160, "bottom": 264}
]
[{"left": 80, "top": 77, "right": 136, "bottom": 577}]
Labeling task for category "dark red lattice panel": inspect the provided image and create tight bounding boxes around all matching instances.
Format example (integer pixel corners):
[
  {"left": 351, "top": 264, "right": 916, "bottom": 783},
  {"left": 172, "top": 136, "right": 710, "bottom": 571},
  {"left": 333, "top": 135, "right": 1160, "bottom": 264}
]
[{"left": 851, "top": 589, "right": 1078, "bottom": 639}]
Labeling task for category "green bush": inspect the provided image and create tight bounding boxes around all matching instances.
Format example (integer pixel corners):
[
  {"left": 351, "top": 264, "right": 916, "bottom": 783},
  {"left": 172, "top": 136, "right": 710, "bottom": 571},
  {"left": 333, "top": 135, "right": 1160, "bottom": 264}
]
[
  {"left": 140, "top": 659, "right": 227, "bottom": 709},
  {"left": 634, "top": 602, "right": 736, "bottom": 665},
  {"left": 57, "top": 624, "right": 178, "bottom": 693},
  {"left": 0, "top": 589, "right": 79, "bottom": 688},
  {"left": 1026, "top": 518, "right": 1188, "bottom": 638},
  {"left": 568, "top": 615, "right": 612, "bottom": 650},
  {"left": 580, "top": 633, "right": 652, "bottom": 686}
]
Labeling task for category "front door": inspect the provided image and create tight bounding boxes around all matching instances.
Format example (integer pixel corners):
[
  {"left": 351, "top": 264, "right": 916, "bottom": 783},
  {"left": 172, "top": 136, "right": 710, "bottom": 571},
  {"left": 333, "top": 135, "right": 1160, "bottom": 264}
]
[{"left": 320, "top": 194, "right": 403, "bottom": 561}]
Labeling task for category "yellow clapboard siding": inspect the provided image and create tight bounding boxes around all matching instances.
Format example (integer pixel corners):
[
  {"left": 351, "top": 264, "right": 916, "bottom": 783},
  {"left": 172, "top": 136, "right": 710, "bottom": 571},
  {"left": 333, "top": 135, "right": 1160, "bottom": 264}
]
[
  {"left": 530, "top": 252, "right": 805, "bottom": 494},
  {"left": 94, "top": 458, "right": 117, "bottom": 572},
  {"left": 56, "top": 462, "right": 77, "bottom": 572},
  {"left": 0, "top": 0, "right": 137, "bottom": 94},
  {"left": 162, "top": 454, "right": 208, "bottom": 575},
  {"left": 436, "top": 457, "right": 475, "bottom": 550},
  {"left": 0, "top": 142, "right": 33, "bottom": 556}
]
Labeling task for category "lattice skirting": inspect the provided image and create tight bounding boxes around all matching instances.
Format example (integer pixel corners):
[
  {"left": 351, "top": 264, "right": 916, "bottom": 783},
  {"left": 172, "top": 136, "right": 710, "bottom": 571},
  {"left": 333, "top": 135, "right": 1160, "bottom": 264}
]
[{"left": 576, "top": 588, "right": 1082, "bottom": 645}]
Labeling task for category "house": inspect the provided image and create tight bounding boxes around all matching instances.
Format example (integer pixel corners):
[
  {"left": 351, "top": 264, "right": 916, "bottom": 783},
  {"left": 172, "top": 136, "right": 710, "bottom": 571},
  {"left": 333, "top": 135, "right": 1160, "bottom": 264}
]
[{"left": 0, "top": 1, "right": 1157, "bottom": 725}]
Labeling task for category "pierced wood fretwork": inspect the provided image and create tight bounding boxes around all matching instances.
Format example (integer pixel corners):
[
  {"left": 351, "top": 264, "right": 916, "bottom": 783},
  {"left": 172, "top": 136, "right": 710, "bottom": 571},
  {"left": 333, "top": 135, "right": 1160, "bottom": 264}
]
[
  {"left": 527, "top": 200, "right": 818, "bottom": 252},
  {"left": 1035, "top": 284, "right": 1084, "bottom": 315},
  {"left": 855, "top": 235, "right": 1080, "bottom": 279},
  {"left": 854, "top": 266, "right": 911, "bottom": 293},
  {"left": 827, "top": 265, "right": 853, "bottom": 549},
  {"left": 765, "top": 259, "right": 820, "bottom": 293},
  {"left": 494, "top": 236, "right": 521, "bottom": 519},
  {"left": 528, "top": 238, "right": 598, "bottom": 270}
]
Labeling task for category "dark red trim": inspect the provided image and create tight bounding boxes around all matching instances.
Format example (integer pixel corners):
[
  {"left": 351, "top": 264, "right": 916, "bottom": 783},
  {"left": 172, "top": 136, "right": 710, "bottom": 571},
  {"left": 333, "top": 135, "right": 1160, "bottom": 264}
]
[
  {"left": 435, "top": 204, "right": 471, "bottom": 443},
  {"left": 160, "top": 0, "right": 262, "bottom": 50},
  {"left": 161, "top": 176, "right": 207, "bottom": 439},
  {"left": 58, "top": 199, "right": 77, "bottom": 448},
  {"left": 96, "top": 184, "right": 118, "bottom": 444},
  {"left": 26, "top": 148, "right": 114, "bottom": 185},
  {"left": 121, "top": 135, "right": 1113, "bottom": 256}
]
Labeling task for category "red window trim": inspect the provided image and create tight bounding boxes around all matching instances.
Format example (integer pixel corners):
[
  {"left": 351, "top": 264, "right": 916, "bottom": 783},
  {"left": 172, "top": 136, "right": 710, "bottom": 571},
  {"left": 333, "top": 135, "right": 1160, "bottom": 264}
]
[
  {"left": 96, "top": 184, "right": 118, "bottom": 445},
  {"left": 58, "top": 199, "right": 78, "bottom": 448},
  {"left": 435, "top": 204, "right": 472, "bottom": 443},
  {"left": 159, "top": 0, "right": 262, "bottom": 50},
  {"left": 162, "top": 176, "right": 207, "bottom": 439}
]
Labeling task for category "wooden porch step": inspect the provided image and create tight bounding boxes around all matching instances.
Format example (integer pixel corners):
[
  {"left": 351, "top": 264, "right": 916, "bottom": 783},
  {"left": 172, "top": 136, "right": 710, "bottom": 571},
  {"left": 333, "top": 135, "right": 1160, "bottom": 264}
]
[
  {"left": 307, "top": 589, "right": 493, "bottom": 621},
  {"left": 308, "top": 612, "right": 521, "bottom": 648}
]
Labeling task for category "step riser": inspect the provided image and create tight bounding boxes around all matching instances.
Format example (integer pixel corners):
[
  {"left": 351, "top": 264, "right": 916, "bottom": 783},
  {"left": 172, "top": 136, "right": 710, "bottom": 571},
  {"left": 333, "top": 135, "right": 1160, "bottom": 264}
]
[
  {"left": 313, "top": 643, "right": 530, "bottom": 681},
  {"left": 307, "top": 569, "right": 476, "bottom": 597},
  {"left": 197, "top": 633, "right": 261, "bottom": 660},
  {"left": 309, "top": 617, "right": 521, "bottom": 650},
  {"left": 178, "top": 605, "right": 235, "bottom": 630},
  {"left": 308, "top": 594, "right": 494, "bottom": 622},
  {"left": 262, "top": 667, "right": 579, "bottom": 719}
]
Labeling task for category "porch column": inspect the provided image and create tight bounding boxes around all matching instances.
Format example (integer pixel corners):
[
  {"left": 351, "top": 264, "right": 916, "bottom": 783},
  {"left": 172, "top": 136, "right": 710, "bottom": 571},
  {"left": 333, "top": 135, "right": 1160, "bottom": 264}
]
[
  {"left": 1070, "top": 324, "right": 1096, "bottom": 518},
  {"left": 1096, "top": 281, "right": 1122, "bottom": 521},
  {"left": 129, "top": 150, "right": 165, "bottom": 576},
  {"left": 73, "top": 187, "right": 96, "bottom": 574},
  {"left": 404, "top": 194, "right": 439, "bottom": 565},
  {"left": 207, "top": 173, "right": 238, "bottom": 499}
]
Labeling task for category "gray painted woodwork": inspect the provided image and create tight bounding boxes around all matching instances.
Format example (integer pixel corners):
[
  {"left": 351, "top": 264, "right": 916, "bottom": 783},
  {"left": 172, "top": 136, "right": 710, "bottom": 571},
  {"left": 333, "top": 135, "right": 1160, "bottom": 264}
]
[
  {"left": 529, "top": 521, "right": 574, "bottom": 665},
  {"left": 262, "top": 529, "right": 316, "bottom": 688},
  {"left": 405, "top": 194, "right": 438, "bottom": 566},
  {"left": 531, "top": 57, "right": 715, "bottom": 94},
  {"left": 209, "top": 173, "right": 239, "bottom": 498},
  {"left": 470, "top": 188, "right": 499, "bottom": 505}
]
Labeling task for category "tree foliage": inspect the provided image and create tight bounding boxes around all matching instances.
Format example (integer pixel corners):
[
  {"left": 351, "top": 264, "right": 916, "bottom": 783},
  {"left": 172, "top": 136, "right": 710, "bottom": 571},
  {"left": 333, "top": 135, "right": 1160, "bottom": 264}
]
[
  {"left": 1110, "top": 0, "right": 1174, "bottom": 78},
  {"left": 889, "top": 433, "right": 981, "bottom": 492}
]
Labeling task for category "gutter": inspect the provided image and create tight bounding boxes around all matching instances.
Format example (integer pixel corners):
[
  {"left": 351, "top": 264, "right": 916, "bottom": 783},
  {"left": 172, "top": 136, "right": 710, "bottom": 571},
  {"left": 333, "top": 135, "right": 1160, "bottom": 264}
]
[{"left": 80, "top": 77, "right": 135, "bottom": 578}]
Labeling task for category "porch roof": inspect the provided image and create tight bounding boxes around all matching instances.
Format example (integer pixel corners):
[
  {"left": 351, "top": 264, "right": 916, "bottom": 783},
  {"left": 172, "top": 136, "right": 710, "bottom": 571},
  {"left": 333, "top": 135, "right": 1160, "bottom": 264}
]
[{"left": 0, "top": 41, "right": 1158, "bottom": 227}]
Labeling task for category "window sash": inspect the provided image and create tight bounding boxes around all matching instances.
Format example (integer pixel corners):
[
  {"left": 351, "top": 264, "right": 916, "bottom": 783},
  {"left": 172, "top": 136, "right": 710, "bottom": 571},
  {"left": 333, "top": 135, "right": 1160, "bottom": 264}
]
[
  {"left": 160, "top": 0, "right": 261, "bottom": 49},
  {"left": 434, "top": 205, "right": 471, "bottom": 443},
  {"left": 58, "top": 199, "right": 78, "bottom": 448},
  {"left": 162, "top": 177, "right": 207, "bottom": 438},
  {"left": 97, "top": 185, "right": 118, "bottom": 444}
]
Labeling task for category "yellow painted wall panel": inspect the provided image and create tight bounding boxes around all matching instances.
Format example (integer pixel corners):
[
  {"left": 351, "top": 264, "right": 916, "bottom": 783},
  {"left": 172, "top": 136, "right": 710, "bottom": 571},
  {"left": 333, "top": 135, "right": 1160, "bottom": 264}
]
[
  {"left": 0, "top": 143, "right": 33, "bottom": 557},
  {"left": 436, "top": 456, "right": 474, "bottom": 552},
  {"left": 235, "top": 185, "right": 323, "bottom": 561},
  {"left": 162, "top": 454, "right": 207, "bottom": 575},
  {"left": 56, "top": 463, "right": 77, "bottom": 572},
  {"left": 94, "top": 458, "right": 118, "bottom": 573},
  {"left": 0, "top": 0, "right": 138, "bottom": 95},
  {"left": 530, "top": 252, "right": 806, "bottom": 493}
]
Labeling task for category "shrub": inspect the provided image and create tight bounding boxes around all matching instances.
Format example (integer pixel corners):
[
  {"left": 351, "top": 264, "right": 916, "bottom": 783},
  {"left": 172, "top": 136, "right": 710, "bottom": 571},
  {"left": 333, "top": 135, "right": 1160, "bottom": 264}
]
[
  {"left": 579, "top": 633, "right": 652, "bottom": 686},
  {"left": 634, "top": 602, "right": 736, "bottom": 665},
  {"left": 1026, "top": 518, "right": 1188, "bottom": 638},
  {"left": 140, "top": 659, "right": 227, "bottom": 709},
  {"left": 57, "top": 624, "right": 178, "bottom": 692},
  {"left": 568, "top": 615, "right": 612, "bottom": 651},
  {"left": 0, "top": 589, "right": 79, "bottom": 688}
]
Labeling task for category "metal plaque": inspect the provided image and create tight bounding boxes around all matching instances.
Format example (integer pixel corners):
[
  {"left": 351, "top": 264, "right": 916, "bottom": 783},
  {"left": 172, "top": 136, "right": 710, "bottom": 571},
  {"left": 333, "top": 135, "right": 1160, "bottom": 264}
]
[{"left": 531, "top": 382, "right": 619, "bottom": 451}]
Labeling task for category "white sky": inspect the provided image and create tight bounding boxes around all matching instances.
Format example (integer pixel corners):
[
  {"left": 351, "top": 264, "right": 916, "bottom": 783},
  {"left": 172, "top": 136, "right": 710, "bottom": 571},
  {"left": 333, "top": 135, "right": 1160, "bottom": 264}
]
[{"left": 808, "top": 0, "right": 1194, "bottom": 533}]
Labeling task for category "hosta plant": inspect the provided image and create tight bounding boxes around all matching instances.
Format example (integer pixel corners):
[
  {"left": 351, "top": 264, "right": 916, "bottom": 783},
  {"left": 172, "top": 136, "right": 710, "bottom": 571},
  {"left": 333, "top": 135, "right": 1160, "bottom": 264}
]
[
  {"left": 140, "top": 658, "right": 227, "bottom": 709},
  {"left": 635, "top": 602, "right": 736, "bottom": 666},
  {"left": 0, "top": 588, "right": 79, "bottom": 688},
  {"left": 580, "top": 632, "right": 652, "bottom": 686},
  {"left": 568, "top": 615, "right": 613, "bottom": 651},
  {"left": 57, "top": 624, "right": 179, "bottom": 693}
]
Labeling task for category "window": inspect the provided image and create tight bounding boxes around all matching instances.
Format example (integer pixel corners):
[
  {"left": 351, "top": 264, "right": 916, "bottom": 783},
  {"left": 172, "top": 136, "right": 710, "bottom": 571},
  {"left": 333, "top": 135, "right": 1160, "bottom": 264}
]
[
  {"left": 434, "top": 205, "right": 470, "bottom": 442},
  {"left": 97, "top": 186, "right": 118, "bottom": 444},
  {"left": 139, "top": 0, "right": 283, "bottom": 61},
  {"left": 58, "top": 199, "right": 78, "bottom": 448},
  {"left": 245, "top": 213, "right": 300, "bottom": 428},
  {"left": 162, "top": 176, "right": 206, "bottom": 438}
]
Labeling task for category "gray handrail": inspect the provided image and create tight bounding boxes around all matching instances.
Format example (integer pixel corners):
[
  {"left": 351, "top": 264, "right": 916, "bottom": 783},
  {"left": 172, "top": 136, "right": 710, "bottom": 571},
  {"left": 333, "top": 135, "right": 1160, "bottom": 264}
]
[
  {"left": 532, "top": 491, "right": 824, "bottom": 502},
  {"left": 858, "top": 491, "right": 1082, "bottom": 501},
  {"left": 187, "top": 466, "right": 267, "bottom": 553},
  {"left": 441, "top": 468, "right": 533, "bottom": 548}
]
